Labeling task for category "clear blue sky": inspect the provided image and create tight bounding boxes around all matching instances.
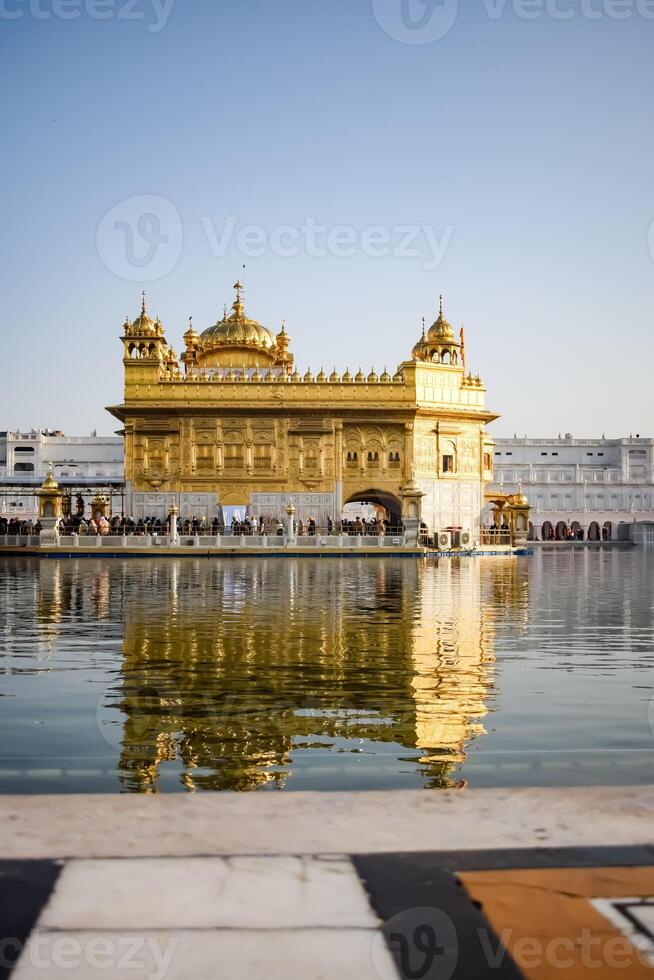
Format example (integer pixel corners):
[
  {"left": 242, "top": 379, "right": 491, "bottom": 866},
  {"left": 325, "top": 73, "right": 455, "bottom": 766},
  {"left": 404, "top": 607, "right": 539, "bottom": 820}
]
[{"left": 2, "top": 0, "right": 653, "bottom": 436}]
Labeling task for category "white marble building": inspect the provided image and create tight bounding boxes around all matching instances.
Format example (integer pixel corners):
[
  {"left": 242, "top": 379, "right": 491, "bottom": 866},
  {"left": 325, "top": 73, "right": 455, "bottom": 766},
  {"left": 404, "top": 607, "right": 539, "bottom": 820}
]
[
  {"left": 0, "top": 430, "right": 124, "bottom": 520},
  {"left": 488, "top": 435, "right": 654, "bottom": 540}
]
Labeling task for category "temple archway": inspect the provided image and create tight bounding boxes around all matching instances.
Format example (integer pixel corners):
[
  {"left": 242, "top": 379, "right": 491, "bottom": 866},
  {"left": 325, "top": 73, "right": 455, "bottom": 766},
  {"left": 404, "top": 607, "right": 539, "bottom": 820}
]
[
  {"left": 588, "top": 521, "right": 601, "bottom": 541},
  {"left": 343, "top": 489, "right": 403, "bottom": 528},
  {"left": 555, "top": 521, "right": 569, "bottom": 540}
]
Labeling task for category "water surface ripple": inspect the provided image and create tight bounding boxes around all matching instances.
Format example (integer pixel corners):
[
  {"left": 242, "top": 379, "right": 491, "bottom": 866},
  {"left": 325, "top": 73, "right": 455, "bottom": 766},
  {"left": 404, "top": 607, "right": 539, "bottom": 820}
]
[{"left": 0, "top": 550, "right": 652, "bottom": 792}]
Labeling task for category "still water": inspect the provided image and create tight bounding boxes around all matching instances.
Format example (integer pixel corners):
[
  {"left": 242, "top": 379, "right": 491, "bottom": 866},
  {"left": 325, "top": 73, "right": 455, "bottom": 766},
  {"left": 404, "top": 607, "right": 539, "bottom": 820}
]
[{"left": 1, "top": 551, "right": 653, "bottom": 793}]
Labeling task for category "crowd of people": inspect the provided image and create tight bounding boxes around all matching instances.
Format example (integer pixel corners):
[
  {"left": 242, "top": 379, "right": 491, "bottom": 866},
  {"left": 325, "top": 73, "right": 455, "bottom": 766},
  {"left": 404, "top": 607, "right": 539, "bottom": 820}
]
[
  {"left": 0, "top": 518, "right": 42, "bottom": 535},
  {"left": 1, "top": 512, "right": 404, "bottom": 538}
]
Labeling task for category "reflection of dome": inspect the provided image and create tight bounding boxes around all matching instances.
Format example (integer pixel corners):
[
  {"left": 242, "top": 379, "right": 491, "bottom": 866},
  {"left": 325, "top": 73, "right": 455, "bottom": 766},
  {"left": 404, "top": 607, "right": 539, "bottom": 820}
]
[{"left": 201, "top": 282, "right": 276, "bottom": 353}]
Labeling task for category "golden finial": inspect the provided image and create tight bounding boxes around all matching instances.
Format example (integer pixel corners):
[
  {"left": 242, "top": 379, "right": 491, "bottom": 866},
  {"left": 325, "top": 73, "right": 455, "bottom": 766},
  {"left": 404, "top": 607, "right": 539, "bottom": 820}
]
[
  {"left": 141, "top": 291, "right": 147, "bottom": 316},
  {"left": 421, "top": 317, "right": 426, "bottom": 340},
  {"left": 439, "top": 295, "right": 443, "bottom": 316},
  {"left": 232, "top": 280, "right": 244, "bottom": 317}
]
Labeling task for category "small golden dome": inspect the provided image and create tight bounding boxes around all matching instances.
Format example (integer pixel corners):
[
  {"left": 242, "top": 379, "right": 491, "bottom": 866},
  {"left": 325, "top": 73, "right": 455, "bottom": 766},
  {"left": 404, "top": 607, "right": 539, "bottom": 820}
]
[
  {"left": 41, "top": 466, "right": 58, "bottom": 491},
  {"left": 367, "top": 369, "right": 378, "bottom": 382},
  {"left": 427, "top": 296, "right": 455, "bottom": 344},
  {"left": 183, "top": 316, "right": 200, "bottom": 344},
  {"left": 291, "top": 369, "right": 301, "bottom": 382},
  {"left": 393, "top": 371, "right": 404, "bottom": 382},
  {"left": 317, "top": 368, "right": 327, "bottom": 382},
  {"left": 380, "top": 368, "right": 392, "bottom": 382},
  {"left": 130, "top": 293, "right": 156, "bottom": 336},
  {"left": 412, "top": 319, "right": 427, "bottom": 360},
  {"left": 342, "top": 368, "right": 353, "bottom": 382},
  {"left": 355, "top": 367, "right": 366, "bottom": 382},
  {"left": 330, "top": 368, "right": 340, "bottom": 382},
  {"left": 304, "top": 368, "right": 314, "bottom": 382}
]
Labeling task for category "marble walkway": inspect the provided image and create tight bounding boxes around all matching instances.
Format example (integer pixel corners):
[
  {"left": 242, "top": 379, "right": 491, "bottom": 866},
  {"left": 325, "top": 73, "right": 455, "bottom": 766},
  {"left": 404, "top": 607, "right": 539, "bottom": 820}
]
[{"left": 1, "top": 787, "right": 653, "bottom": 979}]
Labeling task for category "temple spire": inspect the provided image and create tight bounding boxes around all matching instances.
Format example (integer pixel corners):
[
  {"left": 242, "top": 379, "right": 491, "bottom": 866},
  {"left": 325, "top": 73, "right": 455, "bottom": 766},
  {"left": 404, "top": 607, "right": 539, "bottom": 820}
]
[{"left": 232, "top": 280, "right": 244, "bottom": 317}]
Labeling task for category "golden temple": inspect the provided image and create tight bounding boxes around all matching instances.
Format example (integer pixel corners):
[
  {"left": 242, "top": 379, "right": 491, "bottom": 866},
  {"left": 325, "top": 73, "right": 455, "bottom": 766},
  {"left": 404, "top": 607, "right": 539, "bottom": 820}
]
[{"left": 108, "top": 283, "right": 498, "bottom": 531}]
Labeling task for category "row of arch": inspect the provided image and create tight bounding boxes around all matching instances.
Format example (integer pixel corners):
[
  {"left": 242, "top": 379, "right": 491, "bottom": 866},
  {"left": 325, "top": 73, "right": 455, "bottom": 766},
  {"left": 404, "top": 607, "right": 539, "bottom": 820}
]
[
  {"left": 127, "top": 343, "right": 158, "bottom": 359},
  {"left": 535, "top": 520, "right": 614, "bottom": 542},
  {"left": 346, "top": 451, "right": 401, "bottom": 464}
]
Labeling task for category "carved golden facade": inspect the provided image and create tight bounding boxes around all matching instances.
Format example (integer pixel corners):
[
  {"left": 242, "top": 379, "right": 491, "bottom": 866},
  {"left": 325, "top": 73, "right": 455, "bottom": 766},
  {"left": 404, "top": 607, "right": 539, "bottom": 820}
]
[{"left": 108, "top": 284, "right": 498, "bottom": 528}]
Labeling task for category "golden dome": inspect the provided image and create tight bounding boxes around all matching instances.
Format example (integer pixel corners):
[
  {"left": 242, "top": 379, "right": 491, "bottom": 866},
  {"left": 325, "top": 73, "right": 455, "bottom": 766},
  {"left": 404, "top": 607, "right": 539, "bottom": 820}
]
[
  {"left": 183, "top": 317, "right": 200, "bottom": 345},
  {"left": 412, "top": 321, "right": 427, "bottom": 359},
  {"left": 41, "top": 466, "right": 59, "bottom": 491},
  {"left": 130, "top": 293, "right": 157, "bottom": 336},
  {"left": 511, "top": 483, "right": 530, "bottom": 507},
  {"left": 201, "top": 282, "right": 276, "bottom": 354},
  {"left": 427, "top": 297, "right": 455, "bottom": 343}
]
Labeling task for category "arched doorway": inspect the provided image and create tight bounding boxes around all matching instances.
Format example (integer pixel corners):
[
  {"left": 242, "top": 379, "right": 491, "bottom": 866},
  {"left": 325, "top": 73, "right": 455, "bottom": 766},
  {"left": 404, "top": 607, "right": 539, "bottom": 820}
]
[
  {"left": 556, "top": 520, "right": 568, "bottom": 541},
  {"left": 542, "top": 520, "right": 554, "bottom": 541},
  {"left": 588, "top": 521, "right": 601, "bottom": 541},
  {"left": 603, "top": 521, "right": 613, "bottom": 541},
  {"left": 571, "top": 520, "right": 583, "bottom": 541},
  {"left": 343, "top": 489, "right": 403, "bottom": 530}
]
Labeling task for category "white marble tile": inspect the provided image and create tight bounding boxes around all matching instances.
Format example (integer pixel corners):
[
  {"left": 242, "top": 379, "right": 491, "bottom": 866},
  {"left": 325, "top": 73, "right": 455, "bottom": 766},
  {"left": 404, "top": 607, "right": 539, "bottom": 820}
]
[
  {"left": 13, "top": 929, "right": 398, "bottom": 980},
  {"left": 39, "top": 856, "right": 379, "bottom": 930},
  {"left": 3, "top": 787, "right": 653, "bottom": 860}
]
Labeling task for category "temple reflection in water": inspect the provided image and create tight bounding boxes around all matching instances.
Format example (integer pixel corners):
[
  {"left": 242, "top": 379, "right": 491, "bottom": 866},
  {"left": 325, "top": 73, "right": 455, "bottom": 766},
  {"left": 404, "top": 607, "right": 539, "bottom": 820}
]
[{"left": 89, "top": 557, "right": 526, "bottom": 792}]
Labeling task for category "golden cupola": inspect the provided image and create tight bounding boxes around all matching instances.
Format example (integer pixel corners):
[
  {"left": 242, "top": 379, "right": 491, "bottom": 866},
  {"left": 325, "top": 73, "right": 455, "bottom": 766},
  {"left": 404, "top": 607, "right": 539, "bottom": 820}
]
[
  {"left": 412, "top": 296, "right": 462, "bottom": 366},
  {"left": 197, "top": 282, "right": 280, "bottom": 369},
  {"left": 127, "top": 293, "right": 161, "bottom": 337}
]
